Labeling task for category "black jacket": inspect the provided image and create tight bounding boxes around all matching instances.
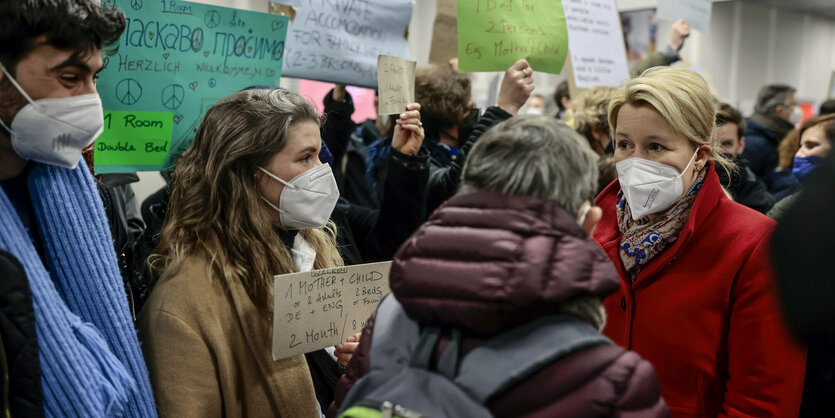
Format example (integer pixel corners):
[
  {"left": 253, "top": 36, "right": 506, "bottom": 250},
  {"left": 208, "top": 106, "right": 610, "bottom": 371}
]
[
  {"left": 717, "top": 163, "right": 775, "bottom": 214},
  {"left": 353, "top": 106, "right": 513, "bottom": 216},
  {"left": 333, "top": 147, "right": 429, "bottom": 265},
  {"left": 0, "top": 250, "right": 43, "bottom": 417},
  {"left": 425, "top": 106, "right": 512, "bottom": 214}
]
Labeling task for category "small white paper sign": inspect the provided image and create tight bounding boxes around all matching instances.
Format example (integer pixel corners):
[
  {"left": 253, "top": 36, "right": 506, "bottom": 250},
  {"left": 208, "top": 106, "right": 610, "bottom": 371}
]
[
  {"left": 562, "top": 0, "right": 630, "bottom": 89},
  {"left": 272, "top": 261, "right": 392, "bottom": 361},
  {"left": 656, "top": 0, "right": 712, "bottom": 34},
  {"left": 270, "top": 0, "right": 413, "bottom": 88},
  {"left": 377, "top": 54, "right": 416, "bottom": 115}
]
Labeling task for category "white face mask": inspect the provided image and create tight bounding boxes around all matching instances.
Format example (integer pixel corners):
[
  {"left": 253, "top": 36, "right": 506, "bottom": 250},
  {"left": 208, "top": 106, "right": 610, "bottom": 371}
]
[
  {"left": 615, "top": 149, "right": 699, "bottom": 220},
  {"left": 524, "top": 107, "right": 544, "bottom": 116},
  {"left": 258, "top": 163, "right": 340, "bottom": 230},
  {"left": 0, "top": 63, "right": 104, "bottom": 169},
  {"left": 788, "top": 106, "right": 803, "bottom": 125}
]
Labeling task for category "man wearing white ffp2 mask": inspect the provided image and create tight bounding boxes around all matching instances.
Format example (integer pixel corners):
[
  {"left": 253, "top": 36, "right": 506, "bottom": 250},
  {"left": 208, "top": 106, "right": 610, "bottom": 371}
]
[{"left": 0, "top": 62, "right": 104, "bottom": 169}]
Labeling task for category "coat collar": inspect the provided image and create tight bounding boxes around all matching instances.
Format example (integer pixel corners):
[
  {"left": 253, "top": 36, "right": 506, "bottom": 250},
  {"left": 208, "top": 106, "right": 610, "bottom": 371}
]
[{"left": 594, "top": 161, "right": 724, "bottom": 289}]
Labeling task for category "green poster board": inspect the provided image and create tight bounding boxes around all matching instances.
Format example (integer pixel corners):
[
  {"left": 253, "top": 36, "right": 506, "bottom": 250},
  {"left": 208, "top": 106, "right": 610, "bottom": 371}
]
[
  {"left": 457, "top": 0, "right": 569, "bottom": 74},
  {"left": 96, "top": 0, "right": 289, "bottom": 173},
  {"left": 94, "top": 110, "right": 173, "bottom": 173}
]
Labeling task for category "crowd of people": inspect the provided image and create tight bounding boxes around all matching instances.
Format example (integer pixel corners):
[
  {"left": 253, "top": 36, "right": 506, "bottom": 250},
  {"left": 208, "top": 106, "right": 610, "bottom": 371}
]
[{"left": 1, "top": 1, "right": 834, "bottom": 417}]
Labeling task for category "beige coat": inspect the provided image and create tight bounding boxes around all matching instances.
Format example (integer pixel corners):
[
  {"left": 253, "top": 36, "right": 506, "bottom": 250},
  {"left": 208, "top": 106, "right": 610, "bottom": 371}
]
[{"left": 137, "top": 257, "right": 320, "bottom": 418}]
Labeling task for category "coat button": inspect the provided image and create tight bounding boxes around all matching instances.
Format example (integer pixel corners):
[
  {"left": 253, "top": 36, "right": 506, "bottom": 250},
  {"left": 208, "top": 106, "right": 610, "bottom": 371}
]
[{"left": 620, "top": 296, "right": 626, "bottom": 310}]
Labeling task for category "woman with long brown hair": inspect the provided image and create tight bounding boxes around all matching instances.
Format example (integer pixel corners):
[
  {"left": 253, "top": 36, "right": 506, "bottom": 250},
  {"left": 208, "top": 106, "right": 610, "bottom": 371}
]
[{"left": 137, "top": 89, "right": 423, "bottom": 417}]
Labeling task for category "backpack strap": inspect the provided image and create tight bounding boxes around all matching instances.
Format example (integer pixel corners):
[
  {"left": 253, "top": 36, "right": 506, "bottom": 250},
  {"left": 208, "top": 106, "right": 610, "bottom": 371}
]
[
  {"left": 454, "top": 315, "right": 611, "bottom": 403},
  {"left": 368, "top": 294, "right": 421, "bottom": 370}
]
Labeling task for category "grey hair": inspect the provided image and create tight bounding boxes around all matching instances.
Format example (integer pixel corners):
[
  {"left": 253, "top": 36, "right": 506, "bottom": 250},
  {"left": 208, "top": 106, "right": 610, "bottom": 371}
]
[
  {"left": 754, "top": 84, "right": 796, "bottom": 115},
  {"left": 460, "top": 115, "right": 598, "bottom": 214},
  {"left": 560, "top": 297, "right": 606, "bottom": 330}
]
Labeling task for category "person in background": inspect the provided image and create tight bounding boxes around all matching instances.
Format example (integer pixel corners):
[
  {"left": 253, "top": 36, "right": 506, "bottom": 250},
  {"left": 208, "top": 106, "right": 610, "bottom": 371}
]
[
  {"left": 359, "top": 59, "right": 534, "bottom": 215},
  {"left": 523, "top": 94, "right": 547, "bottom": 115},
  {"left": 712, "top": 103, "right": 775, "bottom": 213},
  {"left": 742, "top": 84, "right": 801, "bottom": 192},
  {"left": 767, "top": 123, "right": 804, "bottom": 201},
  {"left": 595, "top": 67, "right": 806, "bottom": 417},
  {"left": 819, "top": 99, "right": 835, "bottom": 115},
  {"left": 325, "top": 86, "right": 394, "bottom": 209},
  {"left": 571, "top": 86, "right": 616, "bottom": 156},
  {"left": 772, "top": 121, "right": 835, "bottom": 418},
  {"left": 630, "top": 19, "right": 690, "bottom": 78},
  {"left": 0, "top": 1, "right": 156, "bottom": 416},
  {"left": 138, "top": 89, "right": 424, "bottom": 416},
  {"left": 553, "top": 80, "right": 571, "bottom": 120},
  {"left": 767, "top": 114, "right": 835, "bottom": 221},
  {"left": 329, "top": 116, "right": 667, "bottom": 417}
]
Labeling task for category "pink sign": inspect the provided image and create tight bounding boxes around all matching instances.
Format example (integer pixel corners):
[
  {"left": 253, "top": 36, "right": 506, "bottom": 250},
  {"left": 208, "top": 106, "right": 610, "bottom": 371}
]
[{"left": 297, "top": 79, "right": 378, "bottom": 124}]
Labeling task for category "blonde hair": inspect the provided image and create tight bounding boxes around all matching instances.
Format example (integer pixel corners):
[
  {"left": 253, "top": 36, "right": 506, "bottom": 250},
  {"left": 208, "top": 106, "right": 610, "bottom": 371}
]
[
  {"left": 608, "top": 67, "right": 733, "bottom": 175},
  {"left": 151, "top": 89, "right": 343, "bottom": 317},
  {"left": 572, "top": 86, "right": 616, "bottom": 155}
]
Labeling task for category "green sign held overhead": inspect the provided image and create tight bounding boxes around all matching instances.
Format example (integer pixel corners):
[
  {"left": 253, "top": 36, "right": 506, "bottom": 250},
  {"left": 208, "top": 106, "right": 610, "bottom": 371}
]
[
  {"left": 94, "top": 110, "right": 173, "bottom": 173},
  {"left": 96, "top": 0, "right": 289, "bottom": 173},
  {"left": 457, "top": 0, "right": 569, "bottom": 74}
]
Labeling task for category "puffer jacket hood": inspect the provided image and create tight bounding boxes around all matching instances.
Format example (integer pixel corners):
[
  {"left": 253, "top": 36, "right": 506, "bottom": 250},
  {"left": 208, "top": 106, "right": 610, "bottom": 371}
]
[{"left": 390, "top": 189, "right": 620, "bottom": 336}]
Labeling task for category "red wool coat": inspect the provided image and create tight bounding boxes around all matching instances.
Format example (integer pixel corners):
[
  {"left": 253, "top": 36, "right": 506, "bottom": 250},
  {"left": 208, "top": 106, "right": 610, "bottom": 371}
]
[{"left": 593, "top": 163, "right": 806, "bottom": 417}]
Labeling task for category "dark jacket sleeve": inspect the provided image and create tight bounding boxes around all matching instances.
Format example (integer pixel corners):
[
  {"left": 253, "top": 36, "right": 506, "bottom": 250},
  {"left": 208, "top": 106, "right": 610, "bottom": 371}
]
[
  {"left": 426, "top": 106, "right": 513, "bottom": 214},
  {"left": 322, "top": 88, "right": 357, "bottom": 166},
  {"left": 326, "top": 313, "right": 376, "bottom": 418},
  {"left": 0, "top": 250, "right": 44, "bottom": 418},
  {"left": 341, "top": 148, "right": 429, "bottom": 262},
  {"left": 630, "top": 46, "right": 681, "bottom": 78}
]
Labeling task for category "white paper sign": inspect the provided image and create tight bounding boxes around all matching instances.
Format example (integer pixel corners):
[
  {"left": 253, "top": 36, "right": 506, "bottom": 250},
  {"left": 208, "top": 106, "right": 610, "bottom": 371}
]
[
  {"left": 272, "top": 261, "right": 392, "bottom": 360},
  {"left": 270, "top": 0, "right": 413, "bottom": 87},
  {"left": 562, "top": 0, "right": 630, "bottom": 89},
  {"left": 656, "top": 0, "right": 712, "bottom": 34}
]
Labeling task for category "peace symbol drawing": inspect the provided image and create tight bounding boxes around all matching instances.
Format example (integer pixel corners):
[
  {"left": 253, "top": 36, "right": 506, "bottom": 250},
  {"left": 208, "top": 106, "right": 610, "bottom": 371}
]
[
  {"left": 130, "top": 0, "right": 143, "bottom": 11},
  {"left": 161, "top": 84, "right": 185, "bottom": 110},
  {"left": 115, "top": 79, "right": 143, "bottom": 105},
  {"left": 205, "top": 10, "right": 221, "bottom": 28}
]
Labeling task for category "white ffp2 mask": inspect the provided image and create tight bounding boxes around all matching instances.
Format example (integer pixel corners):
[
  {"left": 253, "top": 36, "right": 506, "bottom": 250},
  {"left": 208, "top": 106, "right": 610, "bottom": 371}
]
[
  {"left": 0, "top": 63, "right": 104, "bottom": 169},
  {"left": 258, "top": 163, "right": 340, "bottom": 230},
  {"left": 616, "top": 150, "right": 699, "bottom": 220}
]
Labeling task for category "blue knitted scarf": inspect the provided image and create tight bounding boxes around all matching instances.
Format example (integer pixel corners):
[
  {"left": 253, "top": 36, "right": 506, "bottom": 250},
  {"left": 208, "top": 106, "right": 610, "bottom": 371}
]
[{"left": 0, "top": 160, "right": 156, "bottom": 417}]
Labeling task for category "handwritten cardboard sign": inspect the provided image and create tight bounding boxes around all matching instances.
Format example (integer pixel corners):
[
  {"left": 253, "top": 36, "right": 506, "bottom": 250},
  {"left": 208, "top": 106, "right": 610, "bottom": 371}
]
[
  {"left": 376, "top": 55, "right": 416, "bottom": 116},
  {"left": 96, "top": 0, "right": 289, "bottom": 172},
  {"left": 94, "top": 110, "right": 173, "bottom": 173},
  {"left": 656, "top": 0, "right": 712, "bottom": 33},
  {"left": 272, "top": 261, "right": 392, "bottom": 361},
  {"left": 457, "top": 0, "right": 569, "bottom": 74},
  {"left": 562, "top": 0, "right": 630, "bottom": 89},
  {"left": 270, "top": 0, "right": 413, "bottom": 88}
]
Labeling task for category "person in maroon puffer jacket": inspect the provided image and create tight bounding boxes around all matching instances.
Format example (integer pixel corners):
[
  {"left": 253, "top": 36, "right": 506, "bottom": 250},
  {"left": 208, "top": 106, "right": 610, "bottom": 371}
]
[{"left": 328, "top": 116, "right": 669, "bottom": 417}]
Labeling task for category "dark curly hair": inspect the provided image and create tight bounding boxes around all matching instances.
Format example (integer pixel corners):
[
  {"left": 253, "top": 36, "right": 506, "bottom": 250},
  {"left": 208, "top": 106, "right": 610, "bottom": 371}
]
[
  {"left": 0, "top": 0, "right": 126, "bottom": 75},
  {"left": 414, "top": 64, "right": 472, "bottom": 140}
]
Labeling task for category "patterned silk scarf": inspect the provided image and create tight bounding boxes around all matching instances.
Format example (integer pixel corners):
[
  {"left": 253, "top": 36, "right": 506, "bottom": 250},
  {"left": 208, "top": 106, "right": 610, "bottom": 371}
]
[{"left": 617, "top": 167, "right": 707, "bottom": 281}]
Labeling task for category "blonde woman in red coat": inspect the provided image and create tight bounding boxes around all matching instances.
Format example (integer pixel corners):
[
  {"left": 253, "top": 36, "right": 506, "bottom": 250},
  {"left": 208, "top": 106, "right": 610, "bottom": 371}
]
[{"left": 593, "top": 67, "right": 806, "bottom": 417}]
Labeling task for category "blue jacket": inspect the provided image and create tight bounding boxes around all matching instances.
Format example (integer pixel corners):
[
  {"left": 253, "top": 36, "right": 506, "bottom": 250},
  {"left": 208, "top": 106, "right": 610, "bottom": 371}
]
[{"left": 741, "top": 118, "right": 780, "bottom": 190}]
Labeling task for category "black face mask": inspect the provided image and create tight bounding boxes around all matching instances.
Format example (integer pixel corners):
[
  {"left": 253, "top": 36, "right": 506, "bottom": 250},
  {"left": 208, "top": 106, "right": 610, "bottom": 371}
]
[{"left": 457, "top": 108, "right": 480, "bottom": 144}]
